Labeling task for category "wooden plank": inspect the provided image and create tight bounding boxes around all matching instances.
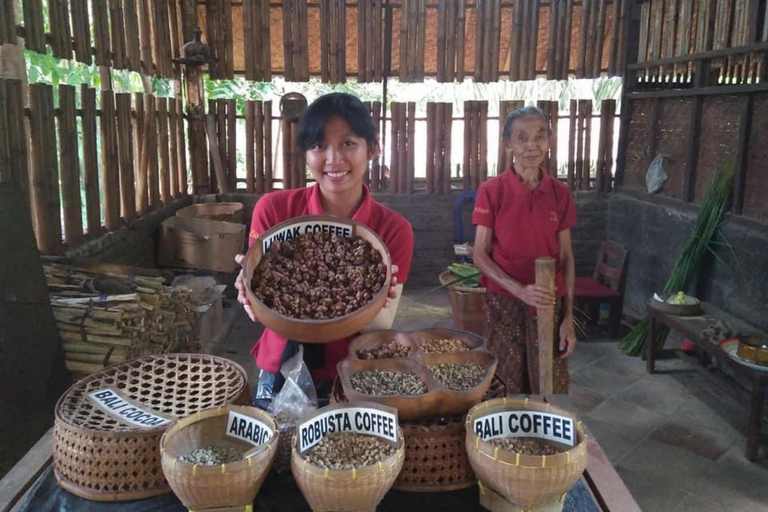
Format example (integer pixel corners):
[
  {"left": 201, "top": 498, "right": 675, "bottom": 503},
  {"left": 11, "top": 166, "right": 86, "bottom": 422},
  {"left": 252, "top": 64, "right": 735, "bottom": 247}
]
[
  {"left": 282, "top": 117, "right": 292, "bottom": 189},
  {"left": 215, "top": 99, "right": 227, "bottom": 193},
  {"left": 374, "top": 0, "right": 383, "bottom": 81},
  {"left": 443, "top": 103, "right": 453, "bottom": 194},
  {"left": 69, "top": 0, "right": 91, "bottom": 64},
  {"left": 244, "top": 0, "right": 258, "bottom": 80},
  {"left": 262, "top": 0, "right": 272, "bottom": 81},
  {"left": 100, "top": 89, "right": 121, "bottom": 226},
  {"left": 226, "top": 99, "right": 237, "bottom": 191},
  {"left": 158, "top": 98, "right": 172, "bottom": 204},
  {"left": 28, "top": 84, "right": 62, "bottom": 253},
  {"left": 371, "top": 101, "right": 382, "bottom": 189},
  {"left": 209, "top": 102, "right": 219, "bottom": 191},
  {"left": 204, "top": 114, "right": 228, "bottom": 194},
  {"left": 510, "top": 0, "right": 522, "bottom": 80},
  {"left": 169, "top": 97, "right": 181, "bottom": 199},
  {"left": 470, "top": 102, "right": 480, "bottom": 189},
  {"left": 0, "top": 0, "right": 11, "bottom": 43},
  {"left": 479, "top": 101, "right": 488, "bottom": 182},
  {"left": 608, "top": 0, "right": 622, "bottom": 74},
  {"left": 366, "top": 0, "right": 375, "bottom": 81},
  {"left": 568, "top": 99, "right": 576, "bottom": 189},
  {"left": 584, "top": 0, "right": 597, "bottom": 76},
  {"left": 483, "top": 0, "right": 495, "bottom": 81},
  {"left": 474, "top": 0, "right": 483, "bottom": 80},
  {"left": 49, "top": 0, "right": 73, "bottom": 59},
  {"left": 732, "top": 94, "right": 752, "bottom": 214},
  {"left": 80, "top": 87, "right": 100, "bottom": 233},
  {"left": 575, "top": 100, "right": 585, "bottom": 189},
  {"left": 520, "top": 0, "right": 531, "bottom": 79},
  {"left": 604, "top": 100, "right": 616, "bottom": 191},
  {"left": 299, "top": 0, "right": 310, "bottom": 81},
  {"left": 139, "top": 0, "right": 153, "bottom": 75},
  {"left": 282, "top": 0, "right": 293, "bottom": 81},
  {"left": 115, "top": 93, "right": 136, "bottom": 221},
  {"left": 245, "top": 100, "right": 255, "bottom": 192},
  {"left": 407, "top": 102, "right": 416, "bottom": 193},
  {"left": 463, "top": 101, "right": 472, "bottom": 190},
  {"left": 491, "top": 0, "right": 503, "bottom": 81},
  {"left": 398, "top": 103, "right": 409, "bottom": 192},
  {"left": 135, "top": 93, "right": 148, "bottom": 214},
  {"left": 338, "top": 0, "right": 346, "bottom": 82},
  {"left": 225, "top": 0, "right": 235, "bottom": 77},
  {"left": 535, "top": 257, "right": 555, "bottom": 394},
  {"left": 0, "top": 429, "right": 53, "bottom": 512},
  {"left": 418, "top": 0, "right": 427, "bottom": 79},
  {"left": 529, "top": 0, "right": 539, "bottom": 78},
  {"left": 330, "top": 0, "right": 338, "bottom": 82},
  {"left": 255, "top": 101, "right": 265, "bottom": 193},
  {"left": 456, "top": 0, "right": 466, "bottom": 80},
  {"left": 359, "top": 0, "right": 368, "bottom": 82},
  {"left": 123, "top": 0, "right": 141, "bottom": 70},
  {"left": 147, "top": 95, "right": 160, "bottom": 210},
  {"left": 595, "top": 102, "right": 606, "bottom": 192},
  {"left": 583, "top": 100, "right": 592, "bottom": 189},
  {"left": 437, "top": 0, "right": 447, "bottom": 82},
  {"left": 23, "top": 0, "right": 46, "bottom": 53},
  {"left": 320, "top": 0, "right": 330, "bottom": 82},
  {"left": 426, "top": 102, "right": 436, "bottom": 193},
  {"left": 168, "top": 0, "right": 182, "bottom": 78},
  {"left": 390, "top": 102, "right": 400, "bottom": 192},
  {"left": 550, "top": 100, "right": 559, "bottom": 176},
  {"left": 593, "top": 0, "right": 606, "bottom": 76},
  {"left": 399, "top": 0, "right": 409, "bottom": 80},
  {"left": 637, "top": 2, "right": 650, "bottom": 63},
  {"left": 264, "top": 101, "right": 273, "bottom": 192},
  {"left": 108, "top": 0, "right": 126, "bottom": 69},
  {"left": 548, "top": 0, "right": 558, "bottom": 79},
  {"left": 176, "top": 99, "right": 188, "bottom": 195},
  {"left": 57, "top": 85, "right": 82, "bottom": 245},
  {"left": 445, "top": 0, "right": 456, "bottom": 81}
]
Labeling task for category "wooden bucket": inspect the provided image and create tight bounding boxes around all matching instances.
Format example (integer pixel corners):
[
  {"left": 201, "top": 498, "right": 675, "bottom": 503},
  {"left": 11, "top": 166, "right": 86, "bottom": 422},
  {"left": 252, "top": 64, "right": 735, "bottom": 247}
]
[
  {"left": 439, "top": 270, "right": 487, "bottom": 336},
  {"left": 160, "top": 405, "right": 278, "bottom": 510},
  {"left": 176, "top": 202, "right": 244, "bottom": 224},
  {"left": 290, "top": 402, "right": 405, "bottom": 512},
  {"left": 465, "top": 398, "right": 588, "bottom": 510}
]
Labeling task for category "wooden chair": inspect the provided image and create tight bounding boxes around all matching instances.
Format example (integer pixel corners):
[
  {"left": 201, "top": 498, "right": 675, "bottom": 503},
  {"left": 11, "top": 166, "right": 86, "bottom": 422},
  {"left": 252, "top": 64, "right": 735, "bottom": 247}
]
[{"left": 574, "top": 241, "right": 629, "bottom": 339}]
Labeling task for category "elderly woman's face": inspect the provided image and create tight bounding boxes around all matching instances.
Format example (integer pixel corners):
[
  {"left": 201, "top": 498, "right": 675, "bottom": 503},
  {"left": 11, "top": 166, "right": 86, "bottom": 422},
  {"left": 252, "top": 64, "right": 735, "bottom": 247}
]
[{"left": 505, "top": 115, "right": 551, "bottom": 169}]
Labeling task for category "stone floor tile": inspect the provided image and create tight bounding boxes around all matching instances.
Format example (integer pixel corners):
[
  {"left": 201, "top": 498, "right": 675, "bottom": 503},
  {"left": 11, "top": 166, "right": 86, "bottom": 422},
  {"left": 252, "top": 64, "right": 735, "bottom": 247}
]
[
  {"left": 649, "top": 419, "right": 735, "bottom": 461},
  {"left": 613, "top": 373, "right": 694, "bottom": 416},
  {"left": 619, "top": 439, "right": 716, "bottom": 493},
  {"left": 571, "top": 362, "right": 645, "bottom": 399},
  {"left": 615, "top": 465, "right": 689, "bottom": 512},
  {"left": 568, "top": 386, "right": 605, "bottom": 414}
]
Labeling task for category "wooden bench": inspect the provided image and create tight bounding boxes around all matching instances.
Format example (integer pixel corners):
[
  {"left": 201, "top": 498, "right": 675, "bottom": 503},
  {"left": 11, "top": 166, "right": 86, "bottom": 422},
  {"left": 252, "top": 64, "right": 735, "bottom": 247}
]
[{"left": 646, "top": 300, "right": 768, "bottom": 460}]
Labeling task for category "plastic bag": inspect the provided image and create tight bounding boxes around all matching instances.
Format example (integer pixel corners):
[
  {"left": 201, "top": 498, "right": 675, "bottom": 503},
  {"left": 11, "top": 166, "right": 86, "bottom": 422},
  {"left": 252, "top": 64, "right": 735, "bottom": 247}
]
[
  {"left": 646, "top": 154, "right": 668, "bottom": 194},
  {"left": 267, "top": 345, "right": 318, "bottom": 422}
]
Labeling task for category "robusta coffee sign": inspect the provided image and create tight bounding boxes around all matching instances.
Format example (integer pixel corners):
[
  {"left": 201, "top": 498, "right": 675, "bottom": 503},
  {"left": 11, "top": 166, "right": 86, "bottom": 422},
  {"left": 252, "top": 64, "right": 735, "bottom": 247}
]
[
  {"left": 473, "top": 410, "right": 576, "bottom": 447},
  {"left": 298, "top": 404, "right": 398, "bottom": 453},
  {"left": 88, "top": 388, "right": 172, "bottom": 428},
  {"left": 262, "top": 221, "right": 352, "bottom": 253}
]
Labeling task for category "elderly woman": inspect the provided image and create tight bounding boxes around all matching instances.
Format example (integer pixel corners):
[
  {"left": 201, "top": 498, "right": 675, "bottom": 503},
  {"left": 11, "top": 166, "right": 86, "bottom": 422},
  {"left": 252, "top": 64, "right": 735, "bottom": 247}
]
[{"left": 472, "top": 106, "right": 577, "bottom": 394}]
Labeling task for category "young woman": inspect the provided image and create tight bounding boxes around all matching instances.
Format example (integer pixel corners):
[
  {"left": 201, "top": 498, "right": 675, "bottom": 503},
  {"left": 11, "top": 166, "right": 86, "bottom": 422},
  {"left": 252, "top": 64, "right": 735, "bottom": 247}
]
[
  {"left": 234, "top": 93, "right": 414, "bottom": 395},
  {"left": 472, "top": 106, "right": 577, "bottom": 394}
]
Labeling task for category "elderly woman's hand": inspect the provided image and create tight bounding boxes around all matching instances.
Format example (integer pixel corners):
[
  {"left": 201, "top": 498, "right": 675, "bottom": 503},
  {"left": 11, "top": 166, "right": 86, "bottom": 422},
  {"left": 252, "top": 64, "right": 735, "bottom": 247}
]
[
  {"left": 558, "top": 314, "right": 577, "bottom": 359},
  {"left": 519, "top": 283, "right": 556, "bottom": 308},
  {"left": 234, "top": 254, "right": 256, "bottom": 322}
]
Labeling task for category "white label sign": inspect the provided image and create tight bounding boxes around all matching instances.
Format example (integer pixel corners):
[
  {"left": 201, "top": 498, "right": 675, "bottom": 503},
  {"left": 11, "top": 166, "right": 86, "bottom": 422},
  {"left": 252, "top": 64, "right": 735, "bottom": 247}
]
[
  {"left": 298, "top": 407, "right": 398, "bottom": 453},
  {"left": 226, "top": 411, "right": 274, "bottom": 446},
  {"left": 88, "top": 388, "right": 172, "bottom": 428},
  {"left": 262, "top": 221, "right": 352, "bottom": 253},
  {"left": 473, "top": 411, "right": 576, "bottom": 447}
]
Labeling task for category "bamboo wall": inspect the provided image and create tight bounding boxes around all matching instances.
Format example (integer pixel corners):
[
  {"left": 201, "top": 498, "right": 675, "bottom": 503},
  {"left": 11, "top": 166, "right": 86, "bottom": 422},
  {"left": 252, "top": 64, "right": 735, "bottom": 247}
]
[
  {"left": 0, "top": 0, "right": 190, "bottom": 255},
  {"left": 198, "top": 0, "right": 628, "bottom": 82}
]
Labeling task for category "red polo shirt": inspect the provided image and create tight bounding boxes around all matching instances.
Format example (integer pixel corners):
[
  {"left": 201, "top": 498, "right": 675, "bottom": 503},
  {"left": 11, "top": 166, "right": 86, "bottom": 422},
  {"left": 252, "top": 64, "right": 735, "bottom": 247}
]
[
  {"left": 472, "top": 169, "right": 577, "bottom": 298},
  {"left": 248, "top": 184, "right": 414, "bottom": 381}
]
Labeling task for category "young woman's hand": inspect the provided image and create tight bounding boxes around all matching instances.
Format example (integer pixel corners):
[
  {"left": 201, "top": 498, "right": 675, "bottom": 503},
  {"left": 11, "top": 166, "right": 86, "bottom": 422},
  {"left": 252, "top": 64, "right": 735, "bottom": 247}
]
[
  {"left": 384, "top": 264, "right": 399, "bottom": 307},
  {"left": 558, "top": 315, "right": 577, "bottom": 359},
  {"left": 519, "top": 284, "right": 556, "bottom": 308},
  {"left": 234, "top": 254, "right": 256, "bottom": 321}
]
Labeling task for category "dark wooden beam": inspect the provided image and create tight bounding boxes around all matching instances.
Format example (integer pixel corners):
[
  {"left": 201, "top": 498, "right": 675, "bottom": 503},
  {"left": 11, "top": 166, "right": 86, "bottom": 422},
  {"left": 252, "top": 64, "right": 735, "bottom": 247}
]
[
  {"left": 614, "top": 0, "right": 641, "bottom": 187},
  {"left": 732, "top": 94, "right": 753, "bottom": 215},
  {"left": 627, "top": 41, "right": 768, "bottom": 70},
  {"left": 628, "top": 81, "right": 768, "bottom": 99},
  {"left": 682, "top": 59, "right": 706, "bottom": 203}
]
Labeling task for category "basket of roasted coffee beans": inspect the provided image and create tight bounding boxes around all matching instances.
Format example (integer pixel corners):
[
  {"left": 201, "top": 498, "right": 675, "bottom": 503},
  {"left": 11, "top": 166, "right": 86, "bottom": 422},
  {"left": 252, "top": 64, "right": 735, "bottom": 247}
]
[
  {"left": 160, "top": 405, "right": 278, "bottom": 510},
  {"left": 291, "top": 402, "right": 404, "bottom": 512},
  {"left": 339, "top": 329, "right": 497, "bottom": 420},
  {"left": 243, "top": 215, "right": 392, "bottom": 343}
]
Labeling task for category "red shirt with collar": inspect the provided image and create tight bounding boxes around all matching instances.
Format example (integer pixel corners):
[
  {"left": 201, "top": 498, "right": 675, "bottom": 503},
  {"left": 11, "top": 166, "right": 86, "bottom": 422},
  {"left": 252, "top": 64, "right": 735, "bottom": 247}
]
[
  {"left": 471, "top": 168, "right": 577, "bottom": 298},
  {"left": 248, "top": 184, "right": 414, "bottom": 381}
]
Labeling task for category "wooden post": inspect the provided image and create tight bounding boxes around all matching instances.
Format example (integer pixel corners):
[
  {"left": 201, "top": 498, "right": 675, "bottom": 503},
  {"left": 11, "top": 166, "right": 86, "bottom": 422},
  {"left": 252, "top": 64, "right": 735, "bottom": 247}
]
[
  {"left": 158, "top": 98, "right": 172, "bottom": 204},
  {"left": 470, "top": 103, "right": 480, "bottom": 189},
  {"left": 264, "top": 101, "right": 273, "bottom": 192},
  {"left": 371, "top": 101, "right": 382, "bottom": 189},
  {"left": 426, "top": 102, "right": 437, "bottom": 193},
  {"left": 438, "top": 0, "right": 447, "bottom": 82},
  {"left": 115, "top": 93, "right": 136, "bottom": 221},
  {"left": 205, "top": 114, "right": 229, "bottom": 194},
  {"left": 398, "top": 103, "right": 409, "bottom": 193},
  {"left": 254, "top": 101, "right": 265, "bottom": 193},
  {"left": 563, "top": 0, "right": 574, "bottom": 77},
  {"left": 443, "top": 103, "right": 453, "bottom": 194},
  {"left": 407, "top": 102, "right": 416, "bottom": 193},
  {"left": 568, "top": 99, "right": 576, "bottom": 189},
  {"left": 479, "top": 102, "right": 488, "bottom": 182},
  {"left": 81, "top": 87, "right": 100, "bottom": 232},
  {"left": 463, "top": 101, "right": 472, "bottom": 190},
  {"left": 282, "top": 118, "right": 293, "bottom": 189},
  {"left": 170, "top": 98, "right": 182, "bottom": 198},
  {"left": 583, "top": 101, "right": 593, "bottom": 189},
  {"left": 58, "top": 85, "right": 83, "bottom": 244},
  {"left": 226, "top": 99, "right": 237, "bottom": 191},
  {"left": 246, "top": 100, "right": 255, "bottom": 193},
  {"left": 457, "top": 0, "right": 467, "bottom": 80},
  {"left": 535, "top": 257, "right": 556, "bottom": 395}
]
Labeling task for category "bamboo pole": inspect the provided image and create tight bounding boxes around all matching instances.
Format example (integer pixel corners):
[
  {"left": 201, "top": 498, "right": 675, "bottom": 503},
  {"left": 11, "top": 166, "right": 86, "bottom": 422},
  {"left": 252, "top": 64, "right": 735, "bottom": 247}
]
[
  {"left": 50, "top": 0, "right": 74, "bottom": 59},
  {"left": 264, "top": 102, "right": 273, "bottom": 191},
  {"left": 479, "top": 102, "right": 488, "bottom": 182},
  {"left": 245, "top": 0, "right": 257, "bottom": 80},
  {"left": 0, "top": 82, "right": 9, "bottom": 183},
  {"left": 371, "top": 101, "right": 382, "bottom": 189},
  {"left": 321, "top": 0, "right": 330, "bottom": 82},
  {"left": 290, "top": 120, "right": 301, "bottom": 188},
  {"left": 80, "top": 87, "right": 100, "bottom": 232},
  {"left": 463, "top": 102, "right": 472, "bottom": 190},
  {"left": 550, "top": 101, "right": 559, "bottom": 176},
  {"left": 299, "top": 0, "right": 310, "bottom": 81},
  {"left": 169, "top": 97, "right": 181, "bottom": 199},
  {"left": 366, "top": 0, "right": 375, "bottom": 81},
  {"left": 470, "top": 102, "right": 480, "bottom": 189},
  {"left": 58, "top": 85, "right": 83, "bottom": 244},
  {"left": 136, "top": 95, "right": 149, "bottom": 214},
  {"left": 562, "top": 0, "right": 574, "bottom": 77},
  {"left": 407, "top": 103, "right": 416, "bottom": 193},
  {"left": 418, "top": 0, "right": 427, "bottom": 79},
  {"left": 583, "top": 101, "right": 592, "bottom": 189},
  {"left": 226, "top": 99, "right": 237, "bottom": 191},
  {"left": 261, "top": 0, "right": 272, "bottom": 80},
  {"left": 529, "top": 0, "right": 539, "bottom": 78},
  {"left": 204, "top": 114, "right": 228, "bottom": 193},
  {"left": 491, "top": 0, "right": 502, "bottom": 80},
  {"left": 374, "top": 0, "right": 383, "bottom": 81},
  {"left": 29, "top": 84, "right": 62, "bottom": 253},
  {"left": 176, "top": 99, "right": 188, "bottom": 196},
  {"left": 568, "top": 99, "right": 576, "bottom": 189},
  {"left": 282, "top": 0, "right": 294, "bottom": 81},
  {"left": 547, "top": 0, "right": 558, "bottom": 79},
  {"left": 609, "top": 0, "right": 622, "bottom": 74},
  {"left": 475, "top": 0, "right": 485, "bottom": 81},
  {"left": 443, "top": 103, "right": 453, "bottom": 194},
  {"left": 483, "top": 0, "right": 495, "bottom": 81},
  {"left": 427, "top": 103, "right": 437, "bottom": 193},
  {"left": 101, "top": 87, "right": 121, "bottom": 228},
  {"left": 576, "top": 0, "right": 589, "bottom": 76},
  {"left": 535, "top": 257, "right": 556, "bottom": 395},
  {"left": 158, "top": 98, "right": 172, "bottom": 204},
  {"left": 116, "top": 93, "right": 136, "bottom": 222},
  {"left": 246, "top": 101, "right": 255, "bottom": 193},
  {"left": 390, "top": 103, "right": 400, "bottom": 193},
  {"left": 255, "top": 102, "right": 265, "bottom": 193},
  {"left": 596, "top": 103, "right": 606, "bottom": 192},
  {"left": 282, "top": 118, "right": 293, "bottom": 189},
  {"left": 70, "top": 0, "right": 91, "bottom": 63},
  {"left": 109, "top": 0, "right": 127, "bottom": 69},
  {"left": 593, "top": 0, "right": 607, "bottom": 76},
  {"left": 359, "top": 0, "right": 368, "bottom": 82},
  {"left": 398, "top": 103, "right": 409, "bottom": 193},
  {"left": 520, "top": 0, "right": 531, "bottom": 79},
  {"left": 575, "top": 100, "right": 584, "bottom": 189},
  {"left": 509, "top": 0, "right": 522, "bottom": 80},
  {"left": 438, "top": 0, "right": 447, "bottom": 82}
]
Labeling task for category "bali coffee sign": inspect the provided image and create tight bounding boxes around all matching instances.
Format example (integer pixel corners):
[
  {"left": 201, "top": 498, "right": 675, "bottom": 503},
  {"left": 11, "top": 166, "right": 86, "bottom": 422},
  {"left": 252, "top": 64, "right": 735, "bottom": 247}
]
[
  {"left": 88, "top": 388, "right": 172, "bottom": 428},
  {"left": 298, "top": 403, "right": 398, "bottom": 453},
  {"left": 473, "top": 410, "right": 576, "bottom": 447}
]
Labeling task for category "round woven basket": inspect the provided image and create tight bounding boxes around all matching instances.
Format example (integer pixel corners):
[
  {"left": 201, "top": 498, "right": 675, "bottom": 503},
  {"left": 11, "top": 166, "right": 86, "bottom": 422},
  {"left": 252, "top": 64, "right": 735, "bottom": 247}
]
[
  {"left": 53, "top": 354, "right": 250, "bottom": 501},
  {"left": 290, "top": 404, "right": 405, "bottom": 512},
  {"left": 242, "top": 215, "right": 392, "bottom": 343},
  {"left": 160, "top": 405, "right": 278, "bottom": 509},
  {"left": 465, "top": 398, "right": 589, "bottom": 510},
  {"left": 331, "top": 376, "right": 507, "bottom": 492},
  {"left": 176, "top": 202, "right": 244, "bottom": 224}
]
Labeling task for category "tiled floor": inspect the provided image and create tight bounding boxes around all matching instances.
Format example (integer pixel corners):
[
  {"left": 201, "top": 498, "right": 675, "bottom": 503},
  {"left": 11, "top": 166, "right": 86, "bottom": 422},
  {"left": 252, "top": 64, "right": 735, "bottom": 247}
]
[{"left": 214, "top": 287, "right": 768, "bottom": 512}]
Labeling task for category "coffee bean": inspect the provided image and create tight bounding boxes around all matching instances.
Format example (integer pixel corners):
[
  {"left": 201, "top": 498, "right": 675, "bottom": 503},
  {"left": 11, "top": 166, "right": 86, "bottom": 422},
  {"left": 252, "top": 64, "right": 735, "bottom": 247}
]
[{"left": 350, "top": 370, "right": 427, "bottom": 396}]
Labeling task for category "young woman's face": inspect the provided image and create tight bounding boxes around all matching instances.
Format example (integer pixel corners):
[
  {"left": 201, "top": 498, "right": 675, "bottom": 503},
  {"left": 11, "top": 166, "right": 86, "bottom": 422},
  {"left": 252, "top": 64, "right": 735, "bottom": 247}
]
[
  {"left": 305, "top": 116, "right": 375, "bottom": 195},
  {"left": 505, "top": 115, "right": 551, "bottom": 169}
]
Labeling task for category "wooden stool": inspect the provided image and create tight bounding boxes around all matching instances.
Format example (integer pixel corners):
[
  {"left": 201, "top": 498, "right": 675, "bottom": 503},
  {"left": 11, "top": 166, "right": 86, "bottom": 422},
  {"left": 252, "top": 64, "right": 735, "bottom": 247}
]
[{"left": 479, "top": 481, "right": 566, "bottom": 512}]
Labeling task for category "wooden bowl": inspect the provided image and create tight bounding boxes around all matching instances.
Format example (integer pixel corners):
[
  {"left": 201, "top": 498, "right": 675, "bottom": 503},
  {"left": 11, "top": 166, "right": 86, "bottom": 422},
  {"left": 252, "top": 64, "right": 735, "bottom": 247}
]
[
  {"left": 337, "top": 358, "right": 440, "bottom": 420},
  {"left": 420, "top": 350, "right": 498, "bottom": 417},
  {"left": 348, "top": 330, "right": 419, "bottom": 360},
  {"left": 410, "top": 327, "right": 487, "bottom": 353},
  {"left": 242, "top": 215, "right": 392, "bottom": 343}
]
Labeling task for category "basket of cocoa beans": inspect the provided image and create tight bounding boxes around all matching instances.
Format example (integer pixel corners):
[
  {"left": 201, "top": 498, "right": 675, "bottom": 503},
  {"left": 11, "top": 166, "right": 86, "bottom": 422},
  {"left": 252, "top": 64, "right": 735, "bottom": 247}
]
[
  {"left": 291, "top": 402, "right": 404, "bottom": 512},
  {"left": 242, "top": 215, "right": 392, "bottom": 342}
]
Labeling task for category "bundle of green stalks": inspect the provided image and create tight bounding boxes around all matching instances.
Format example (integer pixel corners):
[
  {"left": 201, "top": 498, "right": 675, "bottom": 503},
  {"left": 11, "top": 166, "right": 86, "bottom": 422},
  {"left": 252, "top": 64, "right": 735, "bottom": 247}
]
[{"left": 620, "top": 168, "right": 734, "bottom": 357}]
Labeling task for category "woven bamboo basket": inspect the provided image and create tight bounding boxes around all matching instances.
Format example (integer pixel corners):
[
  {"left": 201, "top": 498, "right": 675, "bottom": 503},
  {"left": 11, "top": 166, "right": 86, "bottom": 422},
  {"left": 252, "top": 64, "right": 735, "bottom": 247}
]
[
  {"left": 331, "top": 376, "right": 507, "bottom": 492},
  {"left": 53, "top": 354, "right": 249, "bottom": 501},
  {"left": 176, "top": 202, "right": 244, "bottom": 224},
  {"left": 465, "top": 398, "right": 589, "bottom": 510},
  {"left": 290, "top": 403, "right": 405, "bottom": 512},
  {"left": 242, "top": 215, "right": 392, "bottom": 343},
  {"left": 439, "top": 270, "right": 487, "bottom": 336},
  {"left": 160, "top": 405, "right": 278, "bottom": 509}
]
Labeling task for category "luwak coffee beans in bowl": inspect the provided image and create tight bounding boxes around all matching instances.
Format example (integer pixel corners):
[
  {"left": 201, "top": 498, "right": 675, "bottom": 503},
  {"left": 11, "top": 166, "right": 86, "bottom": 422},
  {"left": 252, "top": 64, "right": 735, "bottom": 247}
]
[{"left": 243, "top": 216, "right": 392, "bottom": 343}]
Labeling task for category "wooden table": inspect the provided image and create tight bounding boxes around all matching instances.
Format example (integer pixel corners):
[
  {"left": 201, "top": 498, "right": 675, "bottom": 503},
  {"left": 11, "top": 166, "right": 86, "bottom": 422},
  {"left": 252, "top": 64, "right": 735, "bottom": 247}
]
[
  {"left": 1, "top": 409, "right": 640, "bottom": 512},
  {"left": 646, "top": 300, "right": 768, "bottom": 460}
]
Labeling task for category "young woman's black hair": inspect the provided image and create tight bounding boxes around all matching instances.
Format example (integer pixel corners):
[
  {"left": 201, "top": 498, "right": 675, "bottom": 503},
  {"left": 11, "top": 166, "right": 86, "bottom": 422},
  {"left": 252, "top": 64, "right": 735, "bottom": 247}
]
[
  {"left": 297, "top": 92, "right": 378, "bottom": 152},
  {"left": 501, "top": 105, "right": 552, "bottom": 140}
]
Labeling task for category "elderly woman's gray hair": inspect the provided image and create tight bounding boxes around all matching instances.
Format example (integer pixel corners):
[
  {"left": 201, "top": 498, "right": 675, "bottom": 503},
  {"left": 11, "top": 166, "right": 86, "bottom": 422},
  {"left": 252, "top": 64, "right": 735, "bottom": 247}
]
[{"left": 501, "top": 106, "right": 552, "bottom": 140}]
